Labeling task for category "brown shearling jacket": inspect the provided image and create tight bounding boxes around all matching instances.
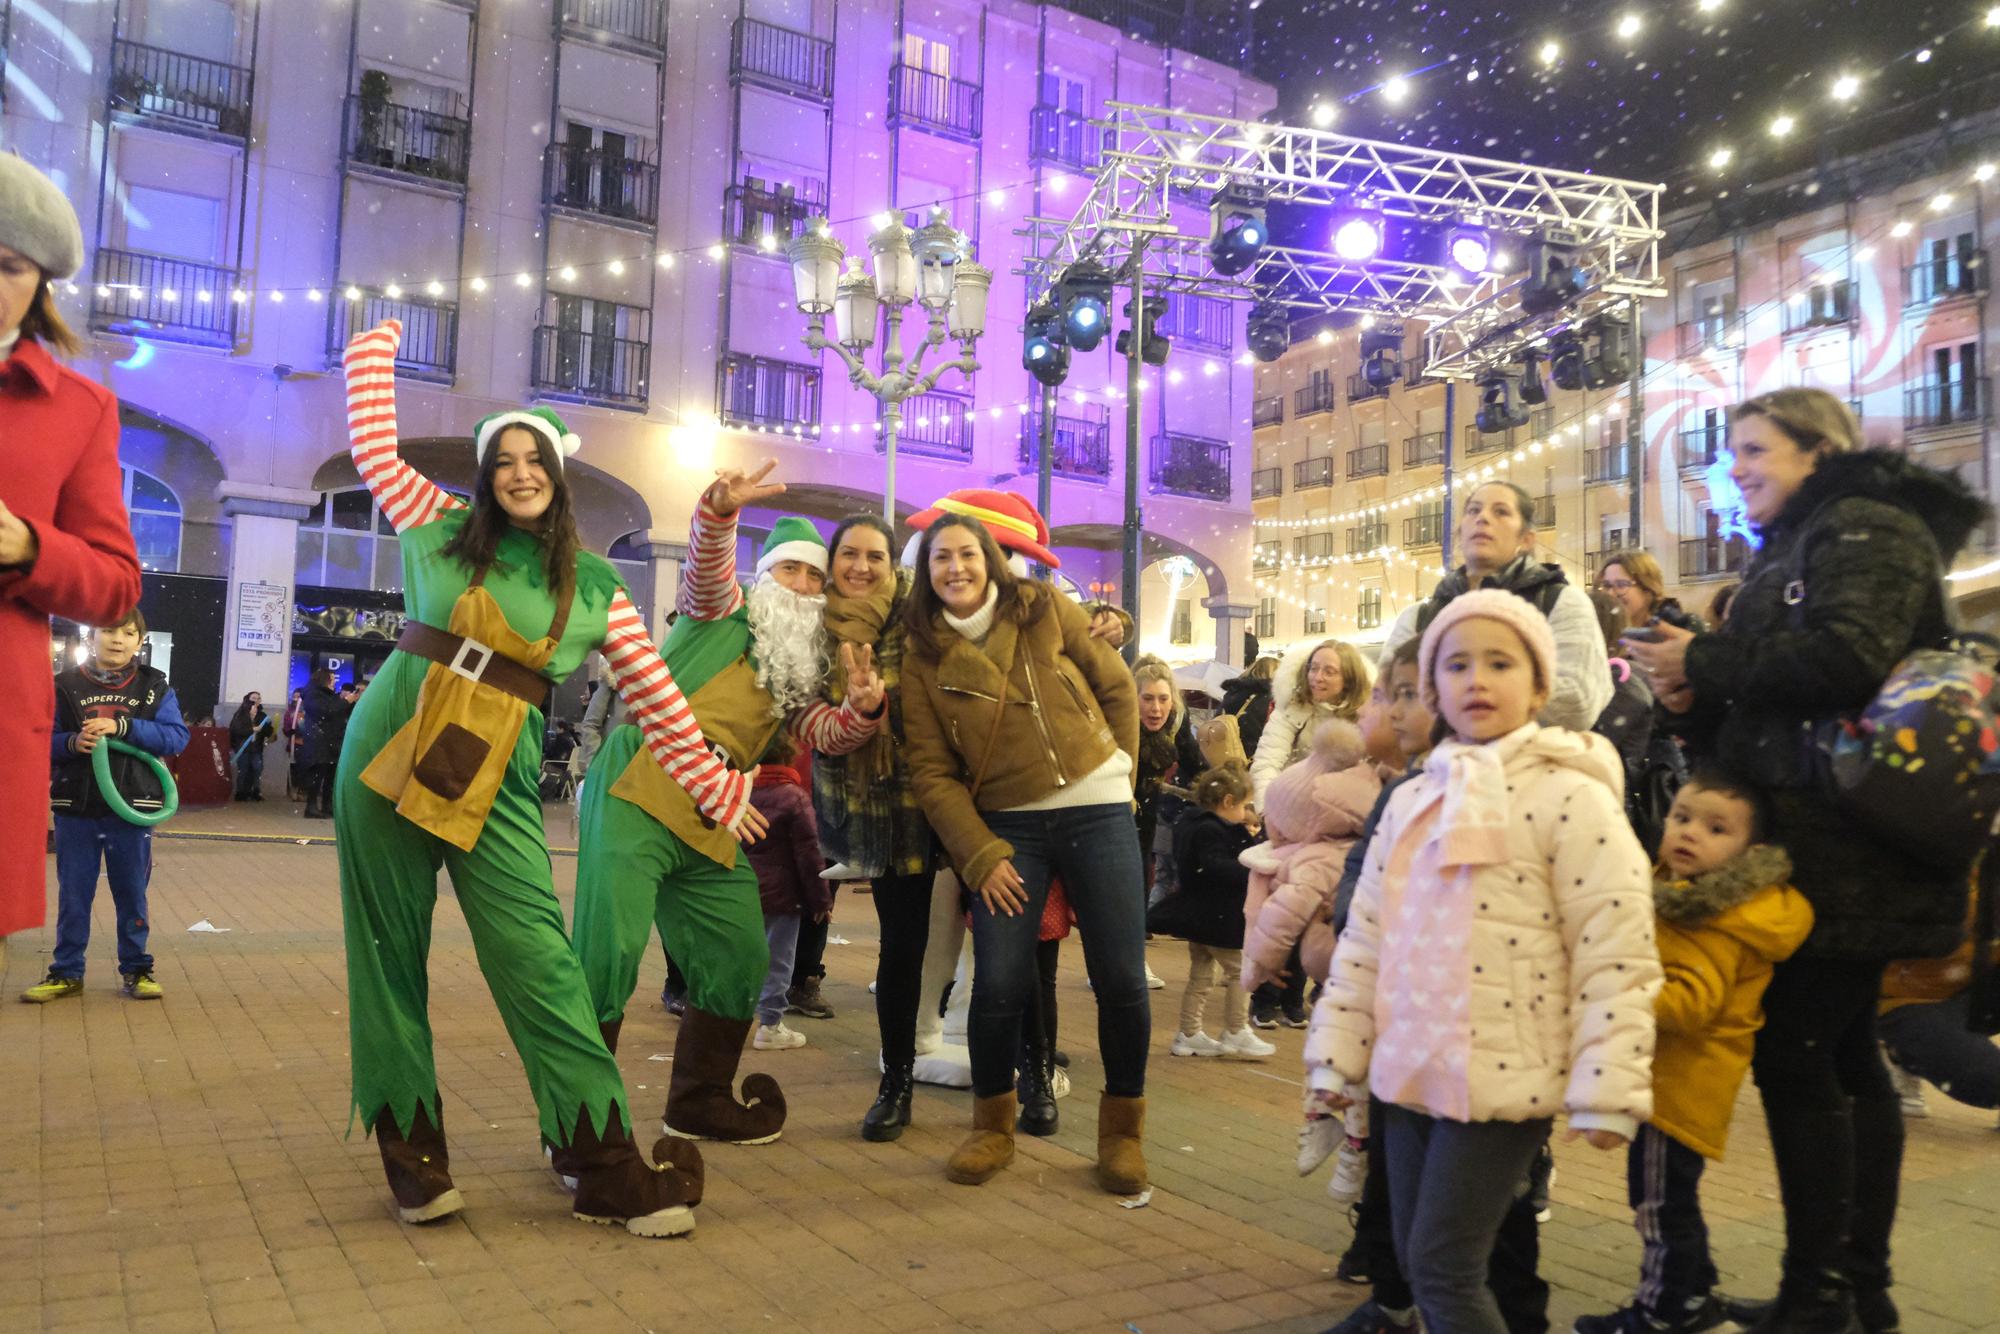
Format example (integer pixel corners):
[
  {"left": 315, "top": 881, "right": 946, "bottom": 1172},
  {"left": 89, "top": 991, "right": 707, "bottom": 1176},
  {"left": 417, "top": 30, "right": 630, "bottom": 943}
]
[{"left": 901, "top": 582, "right": 1139, "bottom": 890}]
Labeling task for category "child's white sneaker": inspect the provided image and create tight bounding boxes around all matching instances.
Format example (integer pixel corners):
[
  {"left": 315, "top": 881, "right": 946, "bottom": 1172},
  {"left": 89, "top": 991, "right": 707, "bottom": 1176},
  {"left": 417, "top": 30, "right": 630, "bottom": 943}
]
[
  {"left": 1329, "top": 1136, "right": 1367, "bottom": 1204},
  {"left": 1886, "top": 1057, "right": 1928, "bottom": 1118},
  {"left": 1218, "top": 1027, "right": 1276, "bottom": 1060},
  {"left": 753, "top": 1021, "right": 807, "bottom": 1051},
  {"left": 1145, "top": 964, "right": 1165, "bottom": 990},
  {"left": 1170, "top": 1029, "right": 1226, "bottom": 1057},
  {"left": 1297, "top": 1115, "right": 1340, "bottom": 1175}
]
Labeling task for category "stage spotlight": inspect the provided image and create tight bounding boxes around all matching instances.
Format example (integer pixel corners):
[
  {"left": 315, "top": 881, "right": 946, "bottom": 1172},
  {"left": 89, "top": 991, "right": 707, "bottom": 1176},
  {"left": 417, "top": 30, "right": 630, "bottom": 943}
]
[
  {"left": 1331, "top": 210, "right": 1385, "bottom": 263},
  {"left": 1246, "top": 301, "right": 1290, "bottom": 362},
  {"left": 1520, "top": 239, "right": 1584, "bottom": 315},
  {"left": 1209, "top": 185, "right": 1269, "bottom": 277},
  {"left": 1115, "top": 294, "right": 1171, "bottom": 366},
  {"left": 1360, "top": 327, "right": 1404, "bottom": 391},
  {"left": 1057, "top": 260, "right": 1114, "bottom": 351},
  {"left": 1518, "top": 351, "right": 1549, "bottom": 405},
  {"left": 1583, "top": 315, "right": 1635, "bottom": 387},
  {"left": 1023, "top": 302, "right": 1070, "bottom": 387},
  {"left": 1445, "top": 224, "right": 1492, "bottom": 277},
  {"left": 1475, "top": 373, "right": 1531, "bottom": 434},
  {"left": 1548, "top": 331, "right": 1587, "bottom": 392}
]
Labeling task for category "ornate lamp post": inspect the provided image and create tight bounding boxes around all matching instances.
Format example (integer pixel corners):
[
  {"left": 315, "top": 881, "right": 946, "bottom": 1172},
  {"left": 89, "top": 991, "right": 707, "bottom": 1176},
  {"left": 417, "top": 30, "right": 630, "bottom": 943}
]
[{"left": 787, "top": 210, "right": 990, "bottom": 520}]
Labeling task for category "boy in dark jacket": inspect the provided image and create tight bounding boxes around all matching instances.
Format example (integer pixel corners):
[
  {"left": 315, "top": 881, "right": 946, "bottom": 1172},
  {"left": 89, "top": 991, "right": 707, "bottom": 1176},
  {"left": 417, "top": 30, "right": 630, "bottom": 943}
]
[
  {"left": 24, "top": 608, "right": 188, "bottom": 1003},
  {"left": 1164, "top": 763, "right": 1271, "bottom": 1061},
  {"left": 746, "top": 737, "right": 829, "bottom": 1053}
]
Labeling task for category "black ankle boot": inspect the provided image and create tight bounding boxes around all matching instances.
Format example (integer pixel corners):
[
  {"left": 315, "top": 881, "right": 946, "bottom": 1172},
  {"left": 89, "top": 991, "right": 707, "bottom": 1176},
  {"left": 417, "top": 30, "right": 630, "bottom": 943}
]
[
  {"left": 1742, "top": 1270, "right": 1863, "bottom": 1334},
  {"left": 1016, "top": 1046, "right": 1058, "bottom": 1138},
  {"left": 861, "top": 1061, "right": 914, "bottom": 1142}
]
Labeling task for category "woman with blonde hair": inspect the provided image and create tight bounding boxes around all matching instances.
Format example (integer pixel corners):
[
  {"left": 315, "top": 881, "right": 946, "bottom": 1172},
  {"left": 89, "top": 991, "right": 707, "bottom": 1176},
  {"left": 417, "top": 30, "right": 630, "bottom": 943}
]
[
  {"left": 1249, "top": 638, "right": 1370, "bottom": 804},
  {"left": 1596, "top": 547, "right": 1700, "bottom": 632}
]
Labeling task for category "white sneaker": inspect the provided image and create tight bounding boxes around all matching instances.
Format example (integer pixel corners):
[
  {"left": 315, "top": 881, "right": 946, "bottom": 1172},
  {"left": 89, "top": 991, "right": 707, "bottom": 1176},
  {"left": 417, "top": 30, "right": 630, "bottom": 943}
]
[
  {"left": 1329, "top": 1136, "right": 1367, "bottom": 1204},
  {"left": 1218, "top": 1027, "right": 1277, "bottom": 1060},
  {"left": 1170, "top": 1029, "right": 1226, "bottom": 1057},
  {"left": 1887, "top": 1058, "right": 1929, "bottom": 1118},
  {"left": 1145, "top": 964, "right": 1165, "bottom": 990},
  {"left": 1050, "top": 1067, "right": 1071, "bottom": 1099},
  {"left": 1297, "top": 1115, "right": 1340, "bottom": 1175},
  {"left": 752, "top": 1021, "right": 806, "bottom": 1050}
]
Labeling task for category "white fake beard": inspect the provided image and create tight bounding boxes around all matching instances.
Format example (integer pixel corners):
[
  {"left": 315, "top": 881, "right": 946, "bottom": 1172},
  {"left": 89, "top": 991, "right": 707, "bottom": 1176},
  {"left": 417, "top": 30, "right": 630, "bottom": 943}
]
[{"left": 745, "top": 576, "right": 830, "bottom": 718}]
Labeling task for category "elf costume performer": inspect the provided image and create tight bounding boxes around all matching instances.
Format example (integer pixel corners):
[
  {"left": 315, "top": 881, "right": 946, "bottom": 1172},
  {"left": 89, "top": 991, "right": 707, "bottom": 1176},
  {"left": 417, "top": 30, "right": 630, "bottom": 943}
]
[
  {"left": 572, "top": 479, "right": 885, "bottom": 1147},
  {"left": 336, "top": 320, "right": 744, "bottom": 1238}
]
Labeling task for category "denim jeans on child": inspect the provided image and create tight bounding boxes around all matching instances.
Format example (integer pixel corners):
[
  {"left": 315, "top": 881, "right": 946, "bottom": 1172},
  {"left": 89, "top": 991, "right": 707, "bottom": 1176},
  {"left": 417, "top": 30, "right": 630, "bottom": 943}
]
[
  {"left": 757, "top": 913, "right": 803, "bottom": 1027},
  {"left": 52, "top": 815, "right": 154, "bottom": 979},
  {"left": 1879, "top": 993, "right": 2000, "bottom": 1110},
  {"left": 970, "top": 804, "right": 1150, "bottom": 1099},
  {"left": 1628, "top": 1123, "right": 1719, "bottom": 1320},
  {"left": 1383, "top": 1105, "right": 1553, "bottom": 1334}
]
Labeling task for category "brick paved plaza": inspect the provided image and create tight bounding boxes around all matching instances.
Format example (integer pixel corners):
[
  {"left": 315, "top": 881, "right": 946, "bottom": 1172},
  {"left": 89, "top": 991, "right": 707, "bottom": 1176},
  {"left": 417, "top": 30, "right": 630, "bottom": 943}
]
[{"left": 3, "top": 803, "right": 1997, "bottom": 1334}]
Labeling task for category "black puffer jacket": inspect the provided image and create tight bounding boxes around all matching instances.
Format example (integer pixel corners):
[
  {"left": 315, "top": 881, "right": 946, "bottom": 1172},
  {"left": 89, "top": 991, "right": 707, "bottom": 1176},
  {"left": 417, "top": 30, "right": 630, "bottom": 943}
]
[
  {"left": 1679, "top": 448, "right": 1991, "bottom": 960},
  {"left": 1220, "top": 675, "right": 1273, "bottom": 758}
]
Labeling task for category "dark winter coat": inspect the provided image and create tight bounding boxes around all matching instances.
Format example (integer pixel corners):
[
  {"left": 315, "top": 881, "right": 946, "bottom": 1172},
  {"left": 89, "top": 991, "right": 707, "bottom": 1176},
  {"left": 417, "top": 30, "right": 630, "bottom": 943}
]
[
  {"left": 1678, "top": 448, "right": 1992, "bottom": 960},
  {"left": 1220, "top": 675, "right": 1274, "bottom": 759},
  {"left": 297, "top": 682, "right": 352, "bottom": 768},
  {"left": 1136, "top": 711, "right": 1205, "bottom": 858},
  {"left": 229, "top": 704, "right": 274, "bottom": 755},
  {"left": 50, "top": 662, "right": 189, "bottom": 819},
  {"left": 1168, "top": 809, "right": 1257, "bottom": 950},
  {"left": 746, "top": 767, "right": 829, "bottom": 919}
]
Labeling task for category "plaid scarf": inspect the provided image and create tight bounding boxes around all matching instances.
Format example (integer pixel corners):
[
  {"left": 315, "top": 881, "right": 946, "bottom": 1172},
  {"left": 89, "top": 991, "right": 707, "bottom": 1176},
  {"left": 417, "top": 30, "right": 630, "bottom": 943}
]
[{"left": 813, "top": 569, "right": 930, "bottom": 877}]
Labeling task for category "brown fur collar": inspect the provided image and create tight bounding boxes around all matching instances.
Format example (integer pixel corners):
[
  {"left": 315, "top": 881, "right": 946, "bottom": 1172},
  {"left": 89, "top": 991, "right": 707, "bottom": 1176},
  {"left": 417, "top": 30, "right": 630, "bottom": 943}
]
[{"left": 1653, "top": 844, "right": 1794, "bottom": 925}]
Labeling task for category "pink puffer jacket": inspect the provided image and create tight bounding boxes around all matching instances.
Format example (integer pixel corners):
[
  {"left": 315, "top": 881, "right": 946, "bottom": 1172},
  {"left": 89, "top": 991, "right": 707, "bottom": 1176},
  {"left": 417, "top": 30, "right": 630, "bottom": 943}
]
[{"left": 1239, "top": 752, "right": 1382, "bottom": 991}]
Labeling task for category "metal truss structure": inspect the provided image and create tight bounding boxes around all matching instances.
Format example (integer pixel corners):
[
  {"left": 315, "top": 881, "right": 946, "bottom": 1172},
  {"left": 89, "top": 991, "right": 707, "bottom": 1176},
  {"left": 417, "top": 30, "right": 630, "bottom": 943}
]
[{"left": 1022, "top": 103, "right": 1667, "bottom": 379}]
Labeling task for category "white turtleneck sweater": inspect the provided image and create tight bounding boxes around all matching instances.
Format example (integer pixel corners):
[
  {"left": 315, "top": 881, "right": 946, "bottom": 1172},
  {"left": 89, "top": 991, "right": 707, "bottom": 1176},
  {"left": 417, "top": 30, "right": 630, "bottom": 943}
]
[{"left": 941, "top": 583, "right": 1134, "bottom": 812}]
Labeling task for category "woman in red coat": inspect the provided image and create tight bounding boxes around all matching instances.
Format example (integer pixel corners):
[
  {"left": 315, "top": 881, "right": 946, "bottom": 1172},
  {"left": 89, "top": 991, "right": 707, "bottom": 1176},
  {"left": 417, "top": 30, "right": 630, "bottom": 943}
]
[{"left": 0, "top": 154, "right": 144, "bottom": 968}]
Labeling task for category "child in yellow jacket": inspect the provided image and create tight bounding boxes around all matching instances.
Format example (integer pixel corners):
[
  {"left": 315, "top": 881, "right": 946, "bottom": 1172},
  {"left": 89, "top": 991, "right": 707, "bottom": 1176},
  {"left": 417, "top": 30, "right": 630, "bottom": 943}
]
[{"left": 1576, "top": 770, "right": 1815, "bottom": 1334}]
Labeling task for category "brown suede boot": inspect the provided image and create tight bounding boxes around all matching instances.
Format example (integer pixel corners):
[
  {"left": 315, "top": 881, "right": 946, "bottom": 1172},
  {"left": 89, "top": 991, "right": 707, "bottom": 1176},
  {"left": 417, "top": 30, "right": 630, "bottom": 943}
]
[
  {"left": 568, "top": 1104, "right": 704, "bottom": 1238},
  {"left": 1096, "top": 1093, "right": 1147, "bottom": 1195},
  {"left": 663, "top": 1006, "right": 787, "bottom": 1144},
  {"left": 945, "top": 1092, "right": 1018, "bottom": 1185},
  {"left": 375, "top": 1101, "right": 463, "bottom": 1224}
]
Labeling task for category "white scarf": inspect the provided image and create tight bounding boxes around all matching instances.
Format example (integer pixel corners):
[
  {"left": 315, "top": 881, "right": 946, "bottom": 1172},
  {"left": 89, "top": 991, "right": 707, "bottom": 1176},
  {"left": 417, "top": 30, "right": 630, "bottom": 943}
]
[{"left": 1421, "top": 724, "right": 1540, "bottom": 868}]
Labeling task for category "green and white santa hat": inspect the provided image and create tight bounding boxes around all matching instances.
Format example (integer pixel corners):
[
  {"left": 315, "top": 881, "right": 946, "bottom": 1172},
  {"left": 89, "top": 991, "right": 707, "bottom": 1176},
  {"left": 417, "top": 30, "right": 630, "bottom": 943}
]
[
  {"left": 473, "top": 407, "right": 581, "bottom": 472},
  {"left": 756, "top": 515, "right": 828, "bottom": 578}
]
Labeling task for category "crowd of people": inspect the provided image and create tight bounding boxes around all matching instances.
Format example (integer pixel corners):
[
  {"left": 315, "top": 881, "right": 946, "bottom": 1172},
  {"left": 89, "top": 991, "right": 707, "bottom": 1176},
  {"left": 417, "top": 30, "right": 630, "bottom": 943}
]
[{"left": 4, "top": 149, "right": 1998, "bottom": 1333}]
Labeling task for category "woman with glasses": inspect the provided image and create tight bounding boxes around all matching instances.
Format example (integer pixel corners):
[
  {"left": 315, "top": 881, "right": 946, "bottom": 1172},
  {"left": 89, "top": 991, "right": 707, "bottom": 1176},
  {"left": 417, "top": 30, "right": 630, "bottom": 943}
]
[{"left": 1596, "top": 549, "right": 1701, "bottom": 633}]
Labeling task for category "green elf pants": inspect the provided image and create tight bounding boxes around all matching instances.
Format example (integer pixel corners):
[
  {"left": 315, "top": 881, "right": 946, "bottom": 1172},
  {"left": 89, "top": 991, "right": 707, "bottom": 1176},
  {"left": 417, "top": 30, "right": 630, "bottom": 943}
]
[
  {"left": 573, "top": 724, "right": 768, "bottom": 1025},
  {"left": 337, "top": 673, "right": 629, "bottom": 1148}
]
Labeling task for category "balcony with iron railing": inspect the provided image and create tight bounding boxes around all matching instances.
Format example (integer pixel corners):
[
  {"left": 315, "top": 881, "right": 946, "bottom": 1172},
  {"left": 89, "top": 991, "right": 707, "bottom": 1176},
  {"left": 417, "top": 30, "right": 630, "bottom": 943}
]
[
  {"left": 1464, "top": 425, "right": 1513, "bottom": 456},
  {"left": 1295, "top": 532, "right": 1334, "bottom": 563},
  {"left": 1149, "top": 434, "right": 1230, "bottom": 500},
  {"left": 545, "top": 143, "right": 659, "bottom": 227},
  {"left": 88, "top": 249, "right": 240, "bottom": 349},
  {"left": 1347, "top": 370, "right": 1394, "bottom": 403},
  {"left": 1784, "top": 280, "right": 1853, "bottom": 335},
  {"left": 1402, "top": 431, "right": 1443, "bottom": 468},
  {"left": 1346, "top": 521, "right": 1388, "bottom": 556},
  {"left": 1294, "top": 380, "right": 1335, "bottom": 417},
  {"left": 329, "top": 288, "right": 458, "bottom": 381},
  {"left": 1585, "top": 441, "right": 1631, "bottom": 485},
  {"left": 1679, "top": 424, "right": 1727, "bottom": 472},
  {"left": 108, "top": 37, "right": 253, "bottom": 141},
  {"left": 1159, "top": 293, "right": 1231, "bottom": 353},
  {"left": 725, "top": 176, "right": 829, "bottom": 251},
  {"left": 1530, "top": 494, "right": 1556, "bottom": 530},
  {"left": 1680, "top": 307, "right": 1744, "bottom": 356},
  {"left": 889, "top": 63, "right": 982, "bottom": 140},
  {"left": 1019, "top": 402, "right": 1112, "bottom": 481},
  {"left": 1680, "top": 534, "right": 1751, "bottom": 581},
  {"left": 345, "top": 94, "right": 470, "bottom": 187},
  {"left": 1356, "top": 590, "right": 1383, "bottom": 630},
  {"left": 560, "top": 0, "right": 668, "bottom": 56},
  {"left": 729, "top": 16, "right": 833, "bottom": 101},
  {"left": 1905, "top": 251, "right": 1988, "bottom": 307},
  {"left": 1029, "top": 105, "right": 1101, "bottom": 173},
  {"left": 1251, "top": 466, "right": 1281, "bottom": 499},
  {"left": 532, "top": 325, "right": 650, "bottom": 408},
  {"left": 719, "top": 352, "right": 821, "bottom": 432},
  {"left": 1586, "top": 535, "right": 1635, "bottom": 565},
  {"left": 888, "top": 390, "right": 974, "bottom": 459},
  {"left": 1404, "top": 510, "right": 1445, "bottom": 548},
  {"left": 1346, "top": 443, "right": 1388, "bottom": 479},
  {"left": 1905, "top": 377, "right": 1991, "bottom": 432},
  {"left": 1293, "top": 456, "right": 1333, "bottom": 490},
  {"left": 1252, "top": 395, "right": 1284, "bottom": 428},
  {"left": 1252, "top": 542, "right": 1281, "bottom": 574}
]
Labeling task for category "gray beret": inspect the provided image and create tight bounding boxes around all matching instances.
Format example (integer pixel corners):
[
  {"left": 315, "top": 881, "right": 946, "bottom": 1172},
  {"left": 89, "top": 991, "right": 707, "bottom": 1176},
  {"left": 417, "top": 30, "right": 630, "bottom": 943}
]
[{"left": 0, "top": 152, "right": 85, "bottom": 280}]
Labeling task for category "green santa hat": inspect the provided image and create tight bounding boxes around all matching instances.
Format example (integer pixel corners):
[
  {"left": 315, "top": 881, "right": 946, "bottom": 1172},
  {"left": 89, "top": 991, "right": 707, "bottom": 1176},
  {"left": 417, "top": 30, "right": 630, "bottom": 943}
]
[
  {"left": 756, "top": 515, "right": 828, "bottom": 578},
  {"left": 473, "top": 407, "right": 581, "bottom": 472}
]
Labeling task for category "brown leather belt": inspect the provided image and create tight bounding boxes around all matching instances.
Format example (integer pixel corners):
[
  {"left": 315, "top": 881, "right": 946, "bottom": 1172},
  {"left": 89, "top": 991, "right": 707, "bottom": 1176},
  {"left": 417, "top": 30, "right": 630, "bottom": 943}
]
[{"left": 396, "top": 622, "right": 550, "bottom": 707}]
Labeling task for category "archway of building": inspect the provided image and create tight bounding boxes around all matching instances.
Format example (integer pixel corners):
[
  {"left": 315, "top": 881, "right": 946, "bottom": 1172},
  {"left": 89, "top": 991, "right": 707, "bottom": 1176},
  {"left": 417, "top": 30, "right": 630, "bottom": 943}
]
[
  {"left": 1045, "top": 525, "right": 1232, "bottom": 604},
  {"left": 115, "top": 403, "right": 229, "bottom": 578}
]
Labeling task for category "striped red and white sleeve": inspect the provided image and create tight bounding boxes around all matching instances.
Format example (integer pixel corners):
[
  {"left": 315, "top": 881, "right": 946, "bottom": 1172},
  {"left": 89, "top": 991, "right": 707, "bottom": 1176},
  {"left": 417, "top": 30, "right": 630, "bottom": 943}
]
[
  {"left": 785, "top": 699, "right": 881, "bottom": 756},
  {"left": 678, "top": 497, "right": 745, "bottom": 622},
  {"left": 602, "top": 588, "right": 750, "bottom": 831},
  {"left": 342, "top": 320, "right": 464, "bottom": 533}
]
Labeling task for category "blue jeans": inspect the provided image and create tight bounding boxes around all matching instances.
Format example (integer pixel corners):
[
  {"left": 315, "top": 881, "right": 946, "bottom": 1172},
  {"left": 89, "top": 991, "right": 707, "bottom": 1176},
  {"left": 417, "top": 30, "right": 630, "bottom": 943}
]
[
  {"left": 52, "top": 815, "right": 155, "bottom": 979},
  {"left": 970, "top": 804, "right": 1151, "bottom": 1099},
  {"left": 1880, "top": 994, "right": 2000, "bottom": 1110},
  {"left": 758, "top": 913, "right": 802, "bottom": 1027}
]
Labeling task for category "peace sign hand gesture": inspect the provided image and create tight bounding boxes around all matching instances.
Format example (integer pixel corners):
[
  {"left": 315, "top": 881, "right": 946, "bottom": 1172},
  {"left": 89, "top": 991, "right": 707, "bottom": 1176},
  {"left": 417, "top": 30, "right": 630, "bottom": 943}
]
[
  {"left": 706, "top": 460, "right": 786, "bottom": 517},
  {"left": 841, "top": 642, "right": 885, "bottom": 717}
]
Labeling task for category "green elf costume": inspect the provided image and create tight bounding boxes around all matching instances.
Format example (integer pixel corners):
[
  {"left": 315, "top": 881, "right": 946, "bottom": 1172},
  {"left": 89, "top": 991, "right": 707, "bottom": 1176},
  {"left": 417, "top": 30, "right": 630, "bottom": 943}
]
[
  {"left": 572, "top": 495, "right": 883, "bottom": 1146},
  {"left": 336, "top": 321, "right": 747, "bottom": 1237}
]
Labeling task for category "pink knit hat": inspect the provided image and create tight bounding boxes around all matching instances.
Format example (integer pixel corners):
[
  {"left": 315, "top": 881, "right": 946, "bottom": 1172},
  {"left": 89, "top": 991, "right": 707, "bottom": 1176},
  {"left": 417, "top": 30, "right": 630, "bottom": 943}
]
[{"left": 1416, "top": 587, "right": 1560, "bottom": 714}]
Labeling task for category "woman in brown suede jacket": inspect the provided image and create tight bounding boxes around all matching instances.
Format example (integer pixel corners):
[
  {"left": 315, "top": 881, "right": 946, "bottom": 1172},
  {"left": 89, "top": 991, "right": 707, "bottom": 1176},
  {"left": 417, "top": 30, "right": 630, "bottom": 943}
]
[{"left": 899, "top": 512, "right": 1149, "bottom": 1195}]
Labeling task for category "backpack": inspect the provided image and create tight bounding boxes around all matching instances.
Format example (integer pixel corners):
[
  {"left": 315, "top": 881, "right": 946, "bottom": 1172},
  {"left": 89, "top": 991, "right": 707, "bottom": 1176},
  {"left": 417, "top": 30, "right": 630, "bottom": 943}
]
[{"left": 1594, "top": 668, "right": 1686, "bottom": 858}]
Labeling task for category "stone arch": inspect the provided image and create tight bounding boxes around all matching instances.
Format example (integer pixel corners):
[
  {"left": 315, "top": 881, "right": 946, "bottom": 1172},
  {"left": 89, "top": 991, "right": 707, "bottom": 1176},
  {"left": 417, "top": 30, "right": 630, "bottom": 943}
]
[
  {"left": 1044, "top": 524, "right": 1233, "bottom": 603},
  {"left": 116, "top": 402, "right": 229, "bottom": 577}
]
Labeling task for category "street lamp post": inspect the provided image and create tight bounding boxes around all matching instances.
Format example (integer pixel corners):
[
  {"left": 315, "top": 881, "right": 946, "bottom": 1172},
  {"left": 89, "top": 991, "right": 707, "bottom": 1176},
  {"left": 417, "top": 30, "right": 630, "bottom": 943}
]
[{"left": 787, "top": 211, "right": 991, "bottom": 521}]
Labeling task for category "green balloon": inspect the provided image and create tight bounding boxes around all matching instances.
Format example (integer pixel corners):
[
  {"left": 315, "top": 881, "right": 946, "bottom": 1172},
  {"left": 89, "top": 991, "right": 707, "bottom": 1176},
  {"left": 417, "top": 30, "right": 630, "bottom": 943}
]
[{"left": 91, "top": 737, "right": 179, "bottom": 827}]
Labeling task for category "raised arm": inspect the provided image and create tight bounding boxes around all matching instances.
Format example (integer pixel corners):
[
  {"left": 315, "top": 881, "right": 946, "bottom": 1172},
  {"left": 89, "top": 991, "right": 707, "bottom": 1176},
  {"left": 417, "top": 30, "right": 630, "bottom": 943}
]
[
  {"left": 342, "top": 321, "right": 464, "bottom": 534},
  {"left": 601, "top": 588, "right": 751, "bottom": 833},
  {"left": 678, "top": 463, "right": 788, "bottom": 622}
]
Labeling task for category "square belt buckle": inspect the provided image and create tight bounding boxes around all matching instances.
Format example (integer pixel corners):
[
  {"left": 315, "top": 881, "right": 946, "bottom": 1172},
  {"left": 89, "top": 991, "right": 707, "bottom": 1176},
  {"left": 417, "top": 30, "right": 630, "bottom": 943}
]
[{"left": 448, "top": 636, "right": 494, "bottom": 683}]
